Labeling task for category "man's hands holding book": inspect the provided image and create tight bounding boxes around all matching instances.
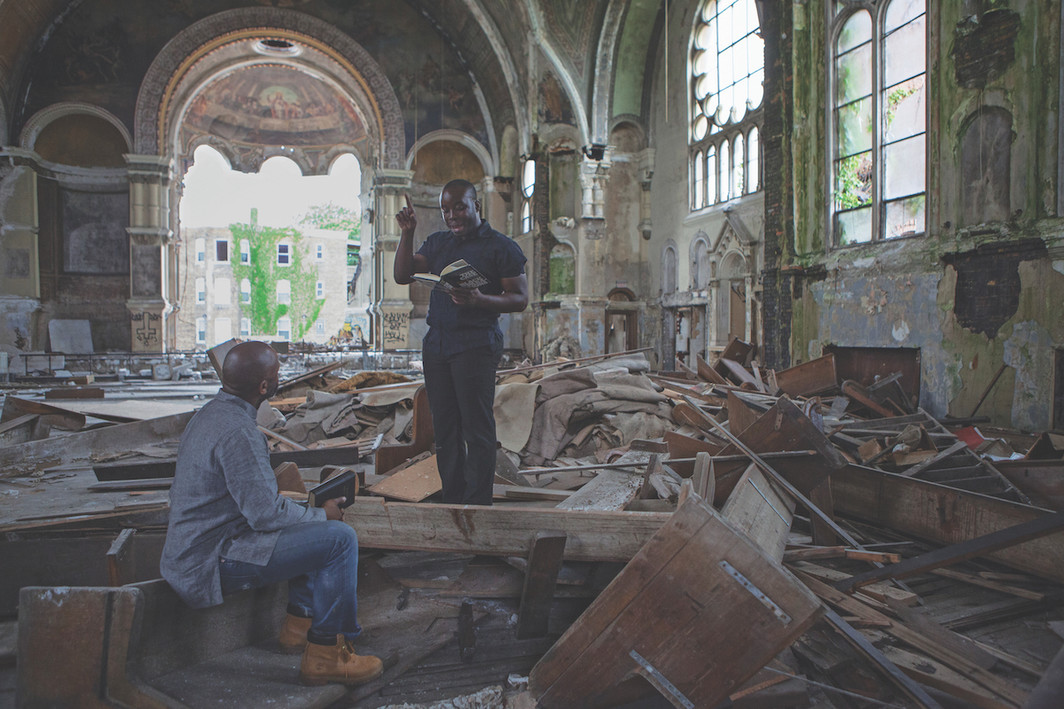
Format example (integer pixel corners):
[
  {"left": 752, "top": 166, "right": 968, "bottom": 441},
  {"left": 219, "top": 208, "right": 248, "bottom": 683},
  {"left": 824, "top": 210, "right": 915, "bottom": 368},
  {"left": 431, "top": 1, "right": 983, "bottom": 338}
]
[{"left": 322, "top": 497, "right": 347, "bottom": 520}]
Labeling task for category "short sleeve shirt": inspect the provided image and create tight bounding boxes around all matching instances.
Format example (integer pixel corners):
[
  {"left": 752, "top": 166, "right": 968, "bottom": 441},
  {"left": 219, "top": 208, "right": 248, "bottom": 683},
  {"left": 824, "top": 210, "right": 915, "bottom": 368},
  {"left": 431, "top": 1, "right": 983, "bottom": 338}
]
[{"left": 416, "top": 220, "right": 526, "bottom": 356}]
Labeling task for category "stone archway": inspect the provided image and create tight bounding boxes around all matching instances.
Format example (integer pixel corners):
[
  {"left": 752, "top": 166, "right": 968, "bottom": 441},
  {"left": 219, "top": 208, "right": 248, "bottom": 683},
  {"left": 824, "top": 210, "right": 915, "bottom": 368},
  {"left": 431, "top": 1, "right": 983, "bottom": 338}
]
[{"left": 125, "top": 7, "right": 406, "bottom": 350}]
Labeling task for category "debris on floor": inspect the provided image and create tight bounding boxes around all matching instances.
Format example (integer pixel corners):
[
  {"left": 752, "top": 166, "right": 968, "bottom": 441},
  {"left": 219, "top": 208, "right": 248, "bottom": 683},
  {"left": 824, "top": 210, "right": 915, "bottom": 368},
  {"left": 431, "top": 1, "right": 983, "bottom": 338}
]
[{"left": 2, "top": 342, "right": 1063, "bottom": 707}]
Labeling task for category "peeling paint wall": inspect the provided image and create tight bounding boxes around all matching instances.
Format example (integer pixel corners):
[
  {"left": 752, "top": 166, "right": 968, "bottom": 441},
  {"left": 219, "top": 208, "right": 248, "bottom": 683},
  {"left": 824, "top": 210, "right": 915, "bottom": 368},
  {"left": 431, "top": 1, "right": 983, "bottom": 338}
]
[{"left": 786, "top": 0, "right": 1064, "bottom": 430}]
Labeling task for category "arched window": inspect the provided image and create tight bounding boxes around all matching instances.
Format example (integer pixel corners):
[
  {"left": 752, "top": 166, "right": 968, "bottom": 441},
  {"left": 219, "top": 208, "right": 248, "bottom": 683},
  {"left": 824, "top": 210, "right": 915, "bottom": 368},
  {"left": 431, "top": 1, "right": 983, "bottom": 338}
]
[
  {"left": 831, "top": 0, "right": 926, "bottom": 245},
  {"left": 692, "top": 238, "right": 711, "bottom": 290},
  {"left": 689, "top": 0, "right": 763, "bottom": 209},
  {"left": 520, "top": 158, "right": 535, "bottom": 233},
  {"left": 663, "top": 246, "right": 678, "bottom": 296}
]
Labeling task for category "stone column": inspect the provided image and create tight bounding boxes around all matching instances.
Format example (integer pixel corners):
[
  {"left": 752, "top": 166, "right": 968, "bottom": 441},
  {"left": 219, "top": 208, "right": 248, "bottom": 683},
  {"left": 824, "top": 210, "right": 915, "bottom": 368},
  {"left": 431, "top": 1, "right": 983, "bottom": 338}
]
[
  {"left": 125, "top": 154, "right": 173, "bottom": 352},
  {"left": 0, "top": 155, "right": 42, "bottom": 352},
  {"left": 369, "top": 168, "right": 415, "bottom": 349}
]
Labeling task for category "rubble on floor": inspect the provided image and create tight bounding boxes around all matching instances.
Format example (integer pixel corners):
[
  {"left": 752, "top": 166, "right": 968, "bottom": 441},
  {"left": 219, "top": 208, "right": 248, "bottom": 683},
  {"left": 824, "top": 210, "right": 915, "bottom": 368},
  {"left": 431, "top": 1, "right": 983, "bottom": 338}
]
[{"left": 2, "top": 343, "right": 1064, "bottom": 707}]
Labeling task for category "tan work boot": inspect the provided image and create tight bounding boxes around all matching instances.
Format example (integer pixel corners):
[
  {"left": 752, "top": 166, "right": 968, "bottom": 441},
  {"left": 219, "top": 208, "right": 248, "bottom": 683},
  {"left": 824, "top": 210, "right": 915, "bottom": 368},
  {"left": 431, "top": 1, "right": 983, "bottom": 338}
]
[
  {"left": 278, "top": 613, "right": 312, "bottom": 654},
  {"left": 299, "top": 635, "right": 384, "bottom": 686}
]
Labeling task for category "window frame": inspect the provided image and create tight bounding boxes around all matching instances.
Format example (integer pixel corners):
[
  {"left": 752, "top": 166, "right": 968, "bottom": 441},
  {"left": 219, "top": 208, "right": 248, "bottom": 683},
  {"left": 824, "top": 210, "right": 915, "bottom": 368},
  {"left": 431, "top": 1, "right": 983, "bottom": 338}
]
[
  {"left": 827, "top": 0, "right": 927, "bottom": 248},
  {"left": 277, "top": 242, "right": 291, "bottom": 266},
  {"left": 688, "top": 0, "right": 765, "bottom": 212}
]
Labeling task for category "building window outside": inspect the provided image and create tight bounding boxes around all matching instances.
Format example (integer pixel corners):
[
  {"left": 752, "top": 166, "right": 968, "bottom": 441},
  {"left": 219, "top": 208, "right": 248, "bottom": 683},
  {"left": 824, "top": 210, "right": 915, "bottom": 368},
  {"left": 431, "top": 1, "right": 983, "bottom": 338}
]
[
  {"left": 215, "top": 240, "right": 229, "bottom": 262},
  {"left": 240, "top": 239, "right": 250, "bottom": 264},
  {"left": 214, "top": 277, "right": 231, "bottom": 306},
  {"left": 521, "top": 159, "right": 535, "bottom": 233},
  {"left": 277, "top": 242, "right": 291, "bottom": 266},
  {"left": 196, "top": 315, "right": 207, "bottom": 344},
  {"left": 689, "top": 0, "right": 764, "bottom": 210},
  {"left": 277, "top": 316, "right": 291, "bottom": 340},
  {"left": 277, "top": 279, "right": 291, "bottom": 305},
  {"left": 316, "top": 281, "right": 324, "bottom": 298},
  {"left": 195, "top": 277, "right": 206, "bottom": 304},
  {"left": 830, "top": 0, "right": 926, "bottom": 246},
  {"left": 240, "top": 278, "right": 251, "bottom": 303},
  {"left": 240, "top": 317, "right": 250, "bottom": 337},
  {"left": 315, "top": 319, "right": 325, "bottom": 335},
  {"left": 195, "top": 238, "right": 205, "bottom": 263},
  {"left": 315, "top": 244, "right": 324, "bottom": 260}
]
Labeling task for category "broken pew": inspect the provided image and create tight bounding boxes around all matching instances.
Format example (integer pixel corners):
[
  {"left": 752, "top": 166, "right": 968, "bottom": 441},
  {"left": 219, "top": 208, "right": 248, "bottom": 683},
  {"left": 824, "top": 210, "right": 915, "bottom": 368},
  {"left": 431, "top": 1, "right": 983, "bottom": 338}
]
[{"left": 527, "top": 494, "right": 821, "bottom": 707}]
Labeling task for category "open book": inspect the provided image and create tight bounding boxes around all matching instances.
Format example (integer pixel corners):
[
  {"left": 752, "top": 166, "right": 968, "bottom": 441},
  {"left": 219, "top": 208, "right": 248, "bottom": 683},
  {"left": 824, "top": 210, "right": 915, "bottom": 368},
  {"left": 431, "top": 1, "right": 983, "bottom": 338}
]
[{"left": 411, "top": 259, "right": 489, "bottom": 292}]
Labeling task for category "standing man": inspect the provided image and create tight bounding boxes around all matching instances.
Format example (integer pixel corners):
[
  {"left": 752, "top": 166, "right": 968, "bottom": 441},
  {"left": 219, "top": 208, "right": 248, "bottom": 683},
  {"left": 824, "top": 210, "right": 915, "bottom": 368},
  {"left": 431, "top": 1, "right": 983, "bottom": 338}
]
[
  {"left": 161, "top": 341, "right": 382, "bottom": 686},
  {"left": 394, "top": 180, "right": 528, "bottom": 505}
]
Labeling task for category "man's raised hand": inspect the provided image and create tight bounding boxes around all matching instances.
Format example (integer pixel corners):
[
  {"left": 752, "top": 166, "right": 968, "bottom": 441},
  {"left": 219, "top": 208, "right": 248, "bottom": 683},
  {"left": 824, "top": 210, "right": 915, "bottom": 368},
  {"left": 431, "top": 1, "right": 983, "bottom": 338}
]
[{"left": 395, "top": 193, "right": 417, "bottom": 235}]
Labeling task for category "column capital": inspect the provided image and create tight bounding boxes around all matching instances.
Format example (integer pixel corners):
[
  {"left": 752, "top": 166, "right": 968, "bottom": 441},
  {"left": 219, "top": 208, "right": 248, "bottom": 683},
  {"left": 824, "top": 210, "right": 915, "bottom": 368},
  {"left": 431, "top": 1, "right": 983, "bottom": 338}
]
[{"left": 373, "top": 169, "right": 415, "bottom": 191}]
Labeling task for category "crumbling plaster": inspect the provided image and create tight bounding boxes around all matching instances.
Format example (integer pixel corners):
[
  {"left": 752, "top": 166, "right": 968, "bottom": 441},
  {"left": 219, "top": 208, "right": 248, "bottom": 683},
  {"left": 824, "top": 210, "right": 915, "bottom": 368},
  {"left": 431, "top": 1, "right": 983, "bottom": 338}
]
[{"left": 786, "top": 0, "right": 1064, "bottom": 427}]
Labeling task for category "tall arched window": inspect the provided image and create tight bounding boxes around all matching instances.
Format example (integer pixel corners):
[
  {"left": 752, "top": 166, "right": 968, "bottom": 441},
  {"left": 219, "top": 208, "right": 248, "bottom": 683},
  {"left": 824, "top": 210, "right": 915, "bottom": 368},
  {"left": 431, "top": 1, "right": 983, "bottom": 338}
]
[
  {"left": 831, "top": 0, "right": 926, "bottom": 245},
  {"left": 520, "top": 158, "right": 535, "bottom": 233},
  {"left": 663, "top": 246, "right": 678, "bottom": 296},
  {"left": 690, "top": 0, "right": 764, "bottom": 209}
]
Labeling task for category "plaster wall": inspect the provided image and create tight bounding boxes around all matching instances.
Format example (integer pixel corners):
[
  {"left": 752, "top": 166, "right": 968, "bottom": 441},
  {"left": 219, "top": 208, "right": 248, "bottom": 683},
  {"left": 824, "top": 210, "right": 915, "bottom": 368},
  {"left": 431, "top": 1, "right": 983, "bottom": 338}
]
[{"left": 786, "top": 0, "right": 1064, "bottom": 429}]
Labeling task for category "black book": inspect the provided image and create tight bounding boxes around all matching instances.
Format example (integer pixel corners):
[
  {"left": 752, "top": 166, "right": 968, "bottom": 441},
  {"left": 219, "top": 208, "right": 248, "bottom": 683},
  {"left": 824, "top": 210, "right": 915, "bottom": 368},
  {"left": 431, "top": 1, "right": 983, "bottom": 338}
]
[
  {"left": 307, "top": 468, "right": 358, "bottom": 508},
  {"left": 410, "top": 259, "right": 489, "bottom": 292}
]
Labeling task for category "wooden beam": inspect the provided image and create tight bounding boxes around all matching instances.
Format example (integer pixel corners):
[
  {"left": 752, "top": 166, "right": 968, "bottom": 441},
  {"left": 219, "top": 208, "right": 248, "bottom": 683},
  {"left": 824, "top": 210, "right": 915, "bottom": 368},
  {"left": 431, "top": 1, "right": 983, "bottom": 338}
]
[
  {"left": 555, "top": 470, "right": 642, "bottom": 511},
  {"left": 340, "top": 497, "right": 670, "bottom": 562},
  {"left": 831, "top": 464, "right": 1064, "bottom": 584},
  {"left": 820, "top": 608, "right": 944, "bottom": 709},
  {"left": 835, "top": 509, "right": 1064, "bottom": 593},
  {"left": 517, "top": 531, "right": 568, "bottom": 639},
  {"left": 0, "top": 411, "right": 194, "bottom": 479}
]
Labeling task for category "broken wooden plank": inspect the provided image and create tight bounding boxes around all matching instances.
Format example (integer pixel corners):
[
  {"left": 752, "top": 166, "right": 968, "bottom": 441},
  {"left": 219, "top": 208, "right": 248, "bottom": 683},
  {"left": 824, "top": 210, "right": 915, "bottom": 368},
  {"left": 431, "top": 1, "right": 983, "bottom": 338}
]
[
  {"left": 898, "top": 440, "right": 969, "bottom": 478},
  {"left": 0, "top": 411, "right": 195, "bottom": 479},
  {"left": 340, "top": 497, "right": 670, "bottom": 562},
  {"left": 835, "top": 509, "right": 1064, "bottom": 593},
  {"left": 929, "top": 568, "right": 1044, "bottom": 602},
  {"left": 820, "top": 608, "right": 944, "bottom": 709},
  {"left": 2, "top": 396, "right": 86, "bottom": 431},
  {"left": 721, "top": 464, "right": 795, "bottom": 562},
  {"left": 44, "top": 387, "right": 105, "bottom": 400},
  {"left": 555, "top": 470, "right": 642, "bottom": 511},
  {"left": 106, "top": 528, "right": 136, "bottom": 586},
  {"left": 493, "top": 485, "right": 573, "bottom": 502},
  {"left": 695, "top": 353, "right": 729, "bottom": 385},
  {"left": 367, "top": 454, "right": 442, "bottom": 502},
  {"left": 831, "top": 465, "right": 1064, "bottom": 584},
  {"left": 528, "top": 495, "right": 822, "bottom": 708},
  {"left": 803, "top": 574, "right": 1028, "bottom": 707},
  {"left": 774, "top": 354, "right": 838, "bottom": 397},
  {"left": 516, "top": 531, "right": 567, "bottom": 639}
]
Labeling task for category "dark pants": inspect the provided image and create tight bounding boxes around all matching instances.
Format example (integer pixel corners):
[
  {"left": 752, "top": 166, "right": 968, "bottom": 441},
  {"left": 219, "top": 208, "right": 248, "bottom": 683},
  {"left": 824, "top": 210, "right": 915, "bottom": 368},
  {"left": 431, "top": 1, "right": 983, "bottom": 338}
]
[
  {"left": 422, "top": 342, "right": 501, "bottom": 505},
  {"left": 219, "top": 521, "right": 361, "bottom": 643}
]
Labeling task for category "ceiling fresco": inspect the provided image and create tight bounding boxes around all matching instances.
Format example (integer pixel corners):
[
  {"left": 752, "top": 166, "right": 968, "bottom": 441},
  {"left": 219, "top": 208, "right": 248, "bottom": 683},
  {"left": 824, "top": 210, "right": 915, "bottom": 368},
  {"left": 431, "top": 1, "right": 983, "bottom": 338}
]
[{"left": 180, "top": 64, "right": 367, "bottom": 149}]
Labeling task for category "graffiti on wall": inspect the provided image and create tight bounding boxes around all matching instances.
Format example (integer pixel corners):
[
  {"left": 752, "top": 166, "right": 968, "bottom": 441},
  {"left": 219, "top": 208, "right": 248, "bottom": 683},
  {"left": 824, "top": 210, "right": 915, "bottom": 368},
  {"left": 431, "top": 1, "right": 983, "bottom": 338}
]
[{"left": 381, "top": 310, "right": 408, "bottom": 349}]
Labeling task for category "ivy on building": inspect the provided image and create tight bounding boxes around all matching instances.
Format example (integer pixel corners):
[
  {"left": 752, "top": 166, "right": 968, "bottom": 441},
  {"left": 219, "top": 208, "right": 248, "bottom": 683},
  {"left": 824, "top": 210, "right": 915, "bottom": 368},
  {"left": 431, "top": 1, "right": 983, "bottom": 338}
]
[{"left": 230, "top": 221, "right": 323, "bottom": 340}]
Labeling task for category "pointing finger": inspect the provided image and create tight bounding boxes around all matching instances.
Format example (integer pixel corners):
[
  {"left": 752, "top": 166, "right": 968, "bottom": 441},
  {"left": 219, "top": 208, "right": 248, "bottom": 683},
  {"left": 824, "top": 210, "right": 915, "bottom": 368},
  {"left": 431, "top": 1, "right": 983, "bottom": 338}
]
[{"left": 404, "top": 194, "right": 413, "bottom": 209}]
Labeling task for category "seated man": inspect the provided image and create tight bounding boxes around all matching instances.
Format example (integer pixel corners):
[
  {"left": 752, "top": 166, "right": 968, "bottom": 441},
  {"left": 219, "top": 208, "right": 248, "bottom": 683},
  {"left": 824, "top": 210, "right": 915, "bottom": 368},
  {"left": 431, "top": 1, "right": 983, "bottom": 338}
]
[{"left": 161, "top": 341, "right": 382, "bottom": 686}]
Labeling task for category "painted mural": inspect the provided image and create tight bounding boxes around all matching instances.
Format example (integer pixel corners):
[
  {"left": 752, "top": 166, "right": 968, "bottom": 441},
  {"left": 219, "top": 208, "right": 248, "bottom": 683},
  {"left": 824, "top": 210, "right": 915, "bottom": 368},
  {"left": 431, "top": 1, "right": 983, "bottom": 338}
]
[{"left": 181, "top": 65, "right": 367, "bottom": 148}]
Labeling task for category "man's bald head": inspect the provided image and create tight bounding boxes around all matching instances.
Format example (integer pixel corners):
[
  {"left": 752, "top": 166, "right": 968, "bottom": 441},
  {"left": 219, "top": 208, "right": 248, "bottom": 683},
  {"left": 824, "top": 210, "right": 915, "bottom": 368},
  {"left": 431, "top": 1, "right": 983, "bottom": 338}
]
[{"left": 221, "top": 341, "right": 280, "bottom": 404}]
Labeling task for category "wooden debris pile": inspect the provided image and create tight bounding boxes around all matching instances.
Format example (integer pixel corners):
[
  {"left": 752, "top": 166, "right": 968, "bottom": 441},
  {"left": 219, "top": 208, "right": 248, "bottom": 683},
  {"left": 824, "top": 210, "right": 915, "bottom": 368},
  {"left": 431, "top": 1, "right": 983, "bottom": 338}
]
[{"left": 352, "top": 343, "right": 1064, "bottom": 707}]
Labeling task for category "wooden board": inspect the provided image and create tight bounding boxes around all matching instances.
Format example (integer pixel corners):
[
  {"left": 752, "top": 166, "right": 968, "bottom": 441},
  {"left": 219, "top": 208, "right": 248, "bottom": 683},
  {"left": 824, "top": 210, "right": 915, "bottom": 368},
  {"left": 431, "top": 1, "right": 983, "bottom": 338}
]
[
  {"left": 341, "top": 497, "right": 670, "bottom": 562},
  {"left": 721, "top": 464, "right": 796, "bottom": 562},
  {"left": 0, "top": 411, "right": 195, "bottom": 479},
  {"left": 529, "top": 496, "right": 822, "bottom": 708},
  {"left": 995, "top": 459, "right": 1064, "bottom": 511},
  {"left": 831, "top": 464, "right": 1064, "bottom": 584},
  {"left": 366, "top": 454, "right": 441, "bottom": 502},
  {"left": 555, "top": 470, "right": 642, "bottom": 511},
  {"left": 774, "top": 354, "right": 838, "bottom": 397}
]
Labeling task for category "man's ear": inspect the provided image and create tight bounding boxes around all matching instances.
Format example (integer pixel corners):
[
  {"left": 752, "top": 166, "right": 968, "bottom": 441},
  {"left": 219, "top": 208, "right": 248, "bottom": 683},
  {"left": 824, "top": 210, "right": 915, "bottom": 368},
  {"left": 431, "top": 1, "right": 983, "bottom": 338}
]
[
  {"left": 474, "top": 199, "right": 482, "bottom": 214},
  {"left": 258, "top": 379, "right": 269, "bottom": 395}
]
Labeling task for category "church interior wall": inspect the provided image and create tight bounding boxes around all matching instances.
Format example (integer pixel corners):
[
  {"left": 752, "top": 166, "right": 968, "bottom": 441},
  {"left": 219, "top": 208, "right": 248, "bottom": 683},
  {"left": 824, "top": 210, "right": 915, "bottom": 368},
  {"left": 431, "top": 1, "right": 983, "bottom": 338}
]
[
  {"left": 786, "top": 0, "right": 1064, "bottom": 430},
  {"left": 0, "top": 0, "right": 1060, "bottom": 427}
]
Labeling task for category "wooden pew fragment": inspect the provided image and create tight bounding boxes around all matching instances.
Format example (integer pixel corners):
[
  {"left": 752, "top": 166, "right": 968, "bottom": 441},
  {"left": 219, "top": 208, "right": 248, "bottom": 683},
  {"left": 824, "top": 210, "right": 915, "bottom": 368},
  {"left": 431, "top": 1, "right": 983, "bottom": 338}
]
[{"left": 516, "top": 531, "right": 568, "bottom": 639}]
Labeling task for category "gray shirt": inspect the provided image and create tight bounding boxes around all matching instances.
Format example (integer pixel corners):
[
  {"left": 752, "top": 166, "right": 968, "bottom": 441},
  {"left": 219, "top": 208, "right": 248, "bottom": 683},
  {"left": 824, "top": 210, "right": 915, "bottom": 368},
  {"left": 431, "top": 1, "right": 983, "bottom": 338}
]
[{"left": 161, "top": 391, "right": 325, "bottom": 608}]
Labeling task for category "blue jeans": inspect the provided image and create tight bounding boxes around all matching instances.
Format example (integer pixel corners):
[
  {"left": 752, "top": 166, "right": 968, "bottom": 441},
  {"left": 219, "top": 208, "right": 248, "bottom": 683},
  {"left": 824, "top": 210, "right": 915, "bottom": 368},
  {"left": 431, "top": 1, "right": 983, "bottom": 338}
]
[
  {"left": 422, "top": 342, "right": 501, "bottom": 505},
  {"left": 219, "top": 521, "right": 361, "bottom": 642}
]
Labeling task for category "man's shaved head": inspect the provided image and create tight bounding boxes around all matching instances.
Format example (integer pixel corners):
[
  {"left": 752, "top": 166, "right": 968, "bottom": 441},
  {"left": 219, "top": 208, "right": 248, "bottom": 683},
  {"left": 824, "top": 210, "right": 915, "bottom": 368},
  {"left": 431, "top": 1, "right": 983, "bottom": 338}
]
[{"left": 222, "top": 341, "right": 280, "bottom": 403}]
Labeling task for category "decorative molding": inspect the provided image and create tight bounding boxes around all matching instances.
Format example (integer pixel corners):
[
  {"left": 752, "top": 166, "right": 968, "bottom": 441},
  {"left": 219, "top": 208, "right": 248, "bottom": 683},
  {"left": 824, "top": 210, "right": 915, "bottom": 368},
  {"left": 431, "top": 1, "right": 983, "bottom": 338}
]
[
  {"left": 19, "top": 102, "right": 132, "bottom": 153},
  {"left": 133, "top": 8, "right": 405, "bottom": 168},
  {"left": 407, "top": 129, "right": 494, "bottom": 176}
]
